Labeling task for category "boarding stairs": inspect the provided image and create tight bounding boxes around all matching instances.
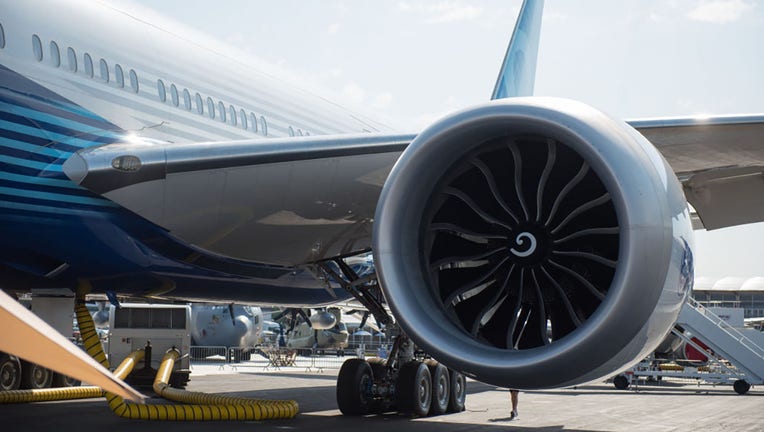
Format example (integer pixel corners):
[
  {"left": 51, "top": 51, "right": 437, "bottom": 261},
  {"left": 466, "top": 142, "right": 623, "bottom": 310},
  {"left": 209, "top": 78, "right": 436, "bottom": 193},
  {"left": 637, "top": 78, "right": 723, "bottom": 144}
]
[{"left": 675, "top": 297, "right": 764, "bottom": 385}]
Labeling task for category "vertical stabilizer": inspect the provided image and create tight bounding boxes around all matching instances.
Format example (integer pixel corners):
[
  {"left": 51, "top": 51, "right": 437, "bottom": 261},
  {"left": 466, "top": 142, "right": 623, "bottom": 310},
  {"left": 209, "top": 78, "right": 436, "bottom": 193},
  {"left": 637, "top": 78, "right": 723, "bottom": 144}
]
[{"left": 491, "top": 0, "right": 545, "bottom": 99}]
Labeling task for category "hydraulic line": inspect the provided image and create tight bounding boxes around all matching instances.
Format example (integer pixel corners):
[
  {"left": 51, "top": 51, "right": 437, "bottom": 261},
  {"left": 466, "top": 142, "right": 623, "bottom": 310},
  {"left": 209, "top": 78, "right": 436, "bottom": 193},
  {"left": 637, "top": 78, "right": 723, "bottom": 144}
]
[{"left": 74, "top": 299, "right": 299, "bottom": 420}]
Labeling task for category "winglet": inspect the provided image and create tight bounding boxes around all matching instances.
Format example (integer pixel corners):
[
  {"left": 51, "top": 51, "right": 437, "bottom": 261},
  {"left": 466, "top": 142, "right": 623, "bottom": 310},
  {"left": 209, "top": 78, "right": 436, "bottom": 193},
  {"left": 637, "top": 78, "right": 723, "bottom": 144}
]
[{"left": 491, "top": 0, "right": 545, "bottom": 99}]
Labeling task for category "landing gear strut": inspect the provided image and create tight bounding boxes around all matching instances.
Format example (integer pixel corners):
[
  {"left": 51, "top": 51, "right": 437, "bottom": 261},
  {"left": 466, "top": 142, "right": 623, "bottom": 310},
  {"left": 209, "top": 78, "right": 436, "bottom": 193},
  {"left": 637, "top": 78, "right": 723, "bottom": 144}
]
[{"left": 319, "top": 257, "right": 467, "bottom": 417}]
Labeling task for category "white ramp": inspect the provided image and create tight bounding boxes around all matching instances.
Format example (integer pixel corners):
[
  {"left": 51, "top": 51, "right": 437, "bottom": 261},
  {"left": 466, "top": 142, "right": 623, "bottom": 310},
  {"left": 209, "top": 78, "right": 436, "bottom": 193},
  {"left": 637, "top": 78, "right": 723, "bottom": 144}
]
[{"left": 676, "top": 298, "right": 764, "bottom": 385}]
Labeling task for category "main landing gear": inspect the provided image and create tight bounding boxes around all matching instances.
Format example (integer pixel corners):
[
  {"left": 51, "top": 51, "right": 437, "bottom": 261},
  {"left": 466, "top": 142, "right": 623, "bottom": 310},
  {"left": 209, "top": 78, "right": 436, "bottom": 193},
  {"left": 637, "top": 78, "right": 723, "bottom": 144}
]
[
  {"left": 317, "top": 258, "right": 467, "bottom": 417},
  {"left": 335, "top": 334, "right": 466, "bottom": 417}
]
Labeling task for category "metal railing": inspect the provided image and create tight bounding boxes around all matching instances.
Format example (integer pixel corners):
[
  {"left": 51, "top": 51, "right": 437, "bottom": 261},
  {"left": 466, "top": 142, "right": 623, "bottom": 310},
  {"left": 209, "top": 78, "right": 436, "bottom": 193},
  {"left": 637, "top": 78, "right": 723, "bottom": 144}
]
[
  {"left": 687, "top": 297, "right": 764, "bottom": 359},
  {"left": 189, "top": 345, "right": 387, "bottom": 372}
]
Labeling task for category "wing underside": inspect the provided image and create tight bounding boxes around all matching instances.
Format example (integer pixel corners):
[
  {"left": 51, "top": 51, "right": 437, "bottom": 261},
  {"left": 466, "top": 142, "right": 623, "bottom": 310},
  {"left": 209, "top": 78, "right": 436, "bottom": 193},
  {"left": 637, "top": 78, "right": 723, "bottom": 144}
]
[{"left": 630, "top": 114, "right": 764, "bottom": 230}]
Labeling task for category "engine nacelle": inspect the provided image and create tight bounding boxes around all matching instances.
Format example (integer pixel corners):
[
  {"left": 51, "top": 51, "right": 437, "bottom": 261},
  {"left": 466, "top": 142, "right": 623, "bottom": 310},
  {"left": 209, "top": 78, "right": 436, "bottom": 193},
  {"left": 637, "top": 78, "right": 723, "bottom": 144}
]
[{"left": 373, "top": 97, "right": 694, "bottom": 389}]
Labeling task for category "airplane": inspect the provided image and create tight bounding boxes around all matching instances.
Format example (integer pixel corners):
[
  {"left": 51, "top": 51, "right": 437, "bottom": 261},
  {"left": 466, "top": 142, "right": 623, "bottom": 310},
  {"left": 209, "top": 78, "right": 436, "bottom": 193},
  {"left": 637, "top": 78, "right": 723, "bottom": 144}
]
[
  {"left": 1, "top": 0, "right": 764, "bottom": 417},
  {"left": 273, "top": 307, "right": 350, "bottom": 354},
  {"left": 189, "top": 303, "right": 264, "bottom": 351}
]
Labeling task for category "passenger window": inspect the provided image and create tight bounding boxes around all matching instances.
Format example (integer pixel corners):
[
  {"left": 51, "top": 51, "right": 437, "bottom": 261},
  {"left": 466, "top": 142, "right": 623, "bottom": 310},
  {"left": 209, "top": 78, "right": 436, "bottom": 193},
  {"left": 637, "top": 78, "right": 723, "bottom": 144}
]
[
  {"left": 239, "top": 109, "right": 247, "bottom": 129},
  {"left": 129, "top": 69, "right": 139, "bottom": 93},
  {"left": 114, "top": 64, "right": 124, "bottom": 87},
  {"left": 229, "top": 105, "right": 236, "bottom": 126},
  {"left": 250, "top": 112, "right": 258, "bottom": 133},
  {"left": 99, "top": 58, "right": 109, "bottom": 82},
  {"left": 260, "top": 116, "right": 268, "bottom": 136},
  {"left": 207, "top": 97, "right": 215, "bottom": 119},
  {"left": 195, "top": 93, "right": 203, "bottom": 114},
  {"left": 183, "top": 89, "right": 191, "bottom": 110},
  {"left": 66, "top": 47, "right": 77, "bottom": 72},
  {"left": 50, "top": 41, "right": 60, "bottom": 67},
  {"left": 218, "top": 101, "right": 226, "bottom": 122},
  {"left": 84, "top": 53, "right": 93, "bottom": 78},
  {"left": 170, "top": 84, "right": 179, "bottom": 107},
  {"left": 32, "top": 34, "right": 42, "bottom": 61},
  {"left": 157, "top": 79, "right": 166, "bottom": 102}
]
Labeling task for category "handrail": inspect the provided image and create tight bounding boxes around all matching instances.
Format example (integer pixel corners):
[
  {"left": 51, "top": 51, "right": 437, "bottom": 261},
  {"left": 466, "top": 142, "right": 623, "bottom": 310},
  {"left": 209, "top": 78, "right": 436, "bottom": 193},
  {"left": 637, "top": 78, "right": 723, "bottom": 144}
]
[{"left": 686, "top": 298, "right": 764, "bottom": 359}]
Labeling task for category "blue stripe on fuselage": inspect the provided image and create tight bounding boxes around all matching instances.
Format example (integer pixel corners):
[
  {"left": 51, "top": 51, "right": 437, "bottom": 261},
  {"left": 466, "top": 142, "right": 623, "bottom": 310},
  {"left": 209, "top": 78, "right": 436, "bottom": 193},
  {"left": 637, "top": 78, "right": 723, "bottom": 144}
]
[{"left": 0, "top": 63, "right": 340, "bottom": 305}]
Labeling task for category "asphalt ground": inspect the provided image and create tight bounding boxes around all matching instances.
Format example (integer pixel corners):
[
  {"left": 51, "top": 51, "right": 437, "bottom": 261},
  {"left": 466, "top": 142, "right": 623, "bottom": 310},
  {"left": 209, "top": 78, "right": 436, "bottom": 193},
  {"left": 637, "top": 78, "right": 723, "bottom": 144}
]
[{"left": 3, "top": 360, "right": 764, "bottom": 432}]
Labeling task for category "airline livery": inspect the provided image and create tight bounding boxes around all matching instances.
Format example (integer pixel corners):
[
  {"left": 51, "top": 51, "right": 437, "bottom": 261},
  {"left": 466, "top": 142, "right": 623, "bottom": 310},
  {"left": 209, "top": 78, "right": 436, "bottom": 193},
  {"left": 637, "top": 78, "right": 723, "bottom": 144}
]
[{"left": 1, "top": 0, "right": 764, "bottom": 416}]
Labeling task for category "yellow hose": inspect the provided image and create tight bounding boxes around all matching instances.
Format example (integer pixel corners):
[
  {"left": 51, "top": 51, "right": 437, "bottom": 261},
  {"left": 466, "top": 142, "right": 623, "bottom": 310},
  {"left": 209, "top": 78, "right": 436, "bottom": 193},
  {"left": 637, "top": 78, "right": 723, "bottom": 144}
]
[
  {"left": 74, "top": 300, "right": 299, "bottom": 420},
  {"left": 0, "top": 314, "right": 143, "bottom": 404},
  {"left": 152, "top": 349, "right": 298, "bottom": 419}
]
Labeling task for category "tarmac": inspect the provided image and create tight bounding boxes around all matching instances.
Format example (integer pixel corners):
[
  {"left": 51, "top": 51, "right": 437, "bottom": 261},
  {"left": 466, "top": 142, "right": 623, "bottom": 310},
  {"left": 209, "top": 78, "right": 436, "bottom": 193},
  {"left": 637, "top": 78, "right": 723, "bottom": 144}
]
[{"left": 3, "top": 359, "right": 764, "bottom": 432}]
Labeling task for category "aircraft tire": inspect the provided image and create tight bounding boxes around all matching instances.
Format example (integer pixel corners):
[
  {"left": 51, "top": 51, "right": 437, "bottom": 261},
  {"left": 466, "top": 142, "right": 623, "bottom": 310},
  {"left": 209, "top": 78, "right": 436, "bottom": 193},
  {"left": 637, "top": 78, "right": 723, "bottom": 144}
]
[
  {"left": 337, "top": 358, "right": 373, "bottom": 415},
  {"left": 367, "top": 357, "right": 392, "bottom": 413},
  {"left": 425, "top": 360, "right": 450, "bottom": 415},
  {"left": 446, "top": 368, "right": 466, "bottom": 413},
  {"left": 734, "top": 379, "right": 750, "bottom": 395},
  {"left": 51, "top": 372, "right": 81, "bottom": 388},
  {"left": 613, "top": 374, "right": 630, "bottom": 390},
  {"left": 0, "top": 353, "right": 22, "bottom": 391},
  {"left": 20, "top": 360, "right": 52, "bottom": 389},
  {"left": 396, "top": 360, "right": 432, "bottom": 417}
]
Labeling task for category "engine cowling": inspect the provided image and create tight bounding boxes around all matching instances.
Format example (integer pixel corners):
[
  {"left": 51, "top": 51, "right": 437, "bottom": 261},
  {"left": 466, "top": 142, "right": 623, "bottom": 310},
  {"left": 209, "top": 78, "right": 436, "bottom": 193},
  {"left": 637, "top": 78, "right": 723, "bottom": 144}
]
[{"left": 373, "top": 97, "right": 694, "bottom": 389}]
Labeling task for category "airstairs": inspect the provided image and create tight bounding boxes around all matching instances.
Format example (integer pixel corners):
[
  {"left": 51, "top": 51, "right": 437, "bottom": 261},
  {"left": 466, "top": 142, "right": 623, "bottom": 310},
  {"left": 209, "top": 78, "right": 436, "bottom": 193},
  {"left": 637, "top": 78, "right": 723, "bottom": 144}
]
[
  {"left": 675, "top": 297, "right": 764, "bottom": 386},
  {"left": 616, "top": 298, "right": 764, "bottom": 394}
]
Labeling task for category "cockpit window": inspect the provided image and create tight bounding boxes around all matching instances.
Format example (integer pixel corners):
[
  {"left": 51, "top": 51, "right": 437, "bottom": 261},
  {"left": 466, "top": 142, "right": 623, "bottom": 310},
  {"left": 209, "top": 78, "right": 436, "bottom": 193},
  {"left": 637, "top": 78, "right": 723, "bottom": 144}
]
[{"left": 0, "top": 23, "right": 5, "bottom": 49}]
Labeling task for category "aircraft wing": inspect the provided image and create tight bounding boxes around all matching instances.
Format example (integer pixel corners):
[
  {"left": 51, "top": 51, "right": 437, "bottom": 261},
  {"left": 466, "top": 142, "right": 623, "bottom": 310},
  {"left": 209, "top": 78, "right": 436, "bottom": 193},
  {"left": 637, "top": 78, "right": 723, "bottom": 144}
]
[
  {"left": 64, "top": 114, "right": 764, "bottom": 248},
  {"left": 630, "top": 114, "right": 764, "bottom": 230}
]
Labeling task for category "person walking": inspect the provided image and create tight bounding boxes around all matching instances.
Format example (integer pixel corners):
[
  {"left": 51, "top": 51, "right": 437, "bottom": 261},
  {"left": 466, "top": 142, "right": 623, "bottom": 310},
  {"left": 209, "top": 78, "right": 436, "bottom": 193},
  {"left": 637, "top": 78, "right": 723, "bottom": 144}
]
[{"left": 509, "top": 389, "right": 519, "bottom": 419}]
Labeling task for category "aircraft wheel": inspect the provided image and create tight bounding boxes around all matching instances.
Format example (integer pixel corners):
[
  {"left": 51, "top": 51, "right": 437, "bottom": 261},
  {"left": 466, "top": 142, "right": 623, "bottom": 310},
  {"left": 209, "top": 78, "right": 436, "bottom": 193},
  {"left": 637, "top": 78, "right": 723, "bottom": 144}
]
[
  {"left": 425, "top": 360, "right": 450, "bottom": 416},
  {"left": 734, "top": 379, "right": 751, "bottom": 395},
  {"left": 52, "top": 373, "right": 81, "bottom": 388},
  {"left": 396, "top": 360, "right": 432, "bottom": 417},
  {"left": 367, "top": 357, "right": 391, "bottom": 413},
  {"left": 0, "top": 353, "right": 21, "bottom": 391},
  {"left": 20, "top": 360, "right": 52, "bottom": 389},
  {"left": 446, "top": 368, "right": 466, "bottom": 412},
  {"left": 337, "top": 359, "right": 373, "bottom": 415},
  {"left": 613, "top": 374, "right": 630, "bottom": 390}
]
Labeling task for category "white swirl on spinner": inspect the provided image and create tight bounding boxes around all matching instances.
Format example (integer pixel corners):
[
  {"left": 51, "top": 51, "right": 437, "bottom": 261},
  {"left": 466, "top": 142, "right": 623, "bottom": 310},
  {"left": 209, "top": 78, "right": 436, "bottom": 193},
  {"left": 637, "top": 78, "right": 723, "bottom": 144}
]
[{"left": 510, "top": 232, "right": 537, "bottom": 258}]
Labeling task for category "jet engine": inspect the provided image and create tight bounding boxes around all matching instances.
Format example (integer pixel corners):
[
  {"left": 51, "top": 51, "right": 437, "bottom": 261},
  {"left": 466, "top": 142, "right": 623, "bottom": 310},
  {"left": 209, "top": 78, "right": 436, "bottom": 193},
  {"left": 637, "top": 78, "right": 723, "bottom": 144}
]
[{"left": 373, "top": 97, "right": 695, "bottom": 389}]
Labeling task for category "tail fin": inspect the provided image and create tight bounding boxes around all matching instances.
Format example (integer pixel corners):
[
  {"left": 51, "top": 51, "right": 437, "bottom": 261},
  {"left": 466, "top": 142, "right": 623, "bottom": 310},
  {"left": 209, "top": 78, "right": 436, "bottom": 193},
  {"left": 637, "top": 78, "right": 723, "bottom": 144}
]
[{"left": 491, "top": 0, "right": 545, "bottom": 99}]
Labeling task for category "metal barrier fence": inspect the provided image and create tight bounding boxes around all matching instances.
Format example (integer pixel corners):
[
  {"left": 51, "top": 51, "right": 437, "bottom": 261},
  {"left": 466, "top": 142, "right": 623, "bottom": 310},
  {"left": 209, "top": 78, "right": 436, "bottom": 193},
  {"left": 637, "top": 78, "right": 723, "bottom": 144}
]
[{"left": 189, "top": 345, "right": 390, "bottom": 373}]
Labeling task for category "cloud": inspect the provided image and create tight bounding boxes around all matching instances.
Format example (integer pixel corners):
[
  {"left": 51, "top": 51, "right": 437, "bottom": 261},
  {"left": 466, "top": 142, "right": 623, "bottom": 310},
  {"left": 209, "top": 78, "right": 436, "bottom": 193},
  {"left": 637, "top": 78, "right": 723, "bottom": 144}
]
[
  {"left": 342, "top": 82, "right": 366, "bottom": 105},
  {"left": 372, "top": 92, "right": 393, "bottom": 109},
  {"left": 687, "top": 0, "right": 754, "bottom": 23},
  {"left": 328, "top": 23, "right": 341, "bottom": 34},
  {"left": 397, "top": 1, "right": 483, "bottom": 24}
]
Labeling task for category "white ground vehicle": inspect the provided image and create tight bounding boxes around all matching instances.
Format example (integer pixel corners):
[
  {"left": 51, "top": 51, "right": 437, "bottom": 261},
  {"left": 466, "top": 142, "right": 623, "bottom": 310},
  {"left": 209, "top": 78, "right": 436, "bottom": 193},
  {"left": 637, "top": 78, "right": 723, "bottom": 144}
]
[{"left": 108, "top": 303, "right": 191, "bottom": 388}]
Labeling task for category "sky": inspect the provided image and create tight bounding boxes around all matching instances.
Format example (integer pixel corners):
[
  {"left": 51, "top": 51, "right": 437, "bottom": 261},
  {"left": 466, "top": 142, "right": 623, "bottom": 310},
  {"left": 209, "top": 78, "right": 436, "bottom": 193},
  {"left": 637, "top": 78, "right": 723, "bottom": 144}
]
[{"left": 121, "top": 0, "right": 764, "bottom": 279}]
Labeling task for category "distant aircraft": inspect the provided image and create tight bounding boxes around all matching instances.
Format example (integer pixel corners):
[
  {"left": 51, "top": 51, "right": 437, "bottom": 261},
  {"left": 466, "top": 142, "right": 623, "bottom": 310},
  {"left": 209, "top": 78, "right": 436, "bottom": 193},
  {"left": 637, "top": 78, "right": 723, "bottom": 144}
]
[
  {"left": 274, "top": 307, "right": 349, "bottom": 354},
  {"left": 189, "top": 304, "right": 263, "bottom": 349},
  {"left": 2, "top": 0, "right": 764, "bottom": 416}
]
